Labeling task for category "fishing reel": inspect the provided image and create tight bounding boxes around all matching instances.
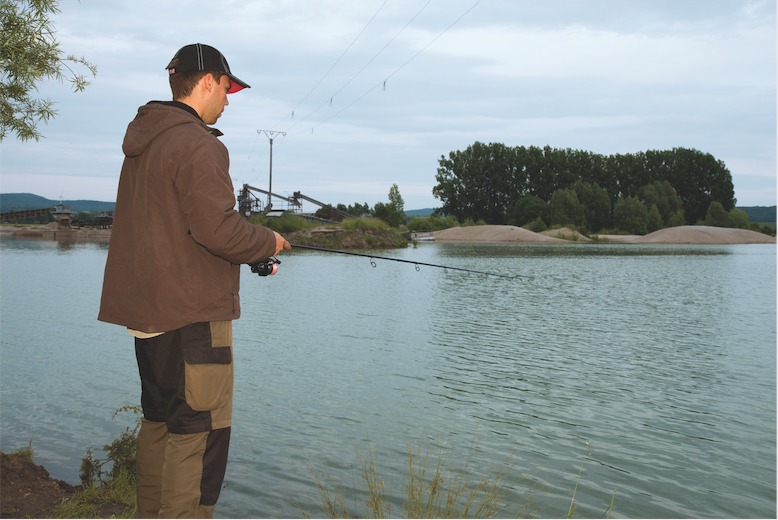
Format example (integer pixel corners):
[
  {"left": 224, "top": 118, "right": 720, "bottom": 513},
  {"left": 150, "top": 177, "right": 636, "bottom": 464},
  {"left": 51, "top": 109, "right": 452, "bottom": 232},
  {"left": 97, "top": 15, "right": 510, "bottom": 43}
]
[{"left": 249, "top": 257, "right": 281, "bottom": 276}]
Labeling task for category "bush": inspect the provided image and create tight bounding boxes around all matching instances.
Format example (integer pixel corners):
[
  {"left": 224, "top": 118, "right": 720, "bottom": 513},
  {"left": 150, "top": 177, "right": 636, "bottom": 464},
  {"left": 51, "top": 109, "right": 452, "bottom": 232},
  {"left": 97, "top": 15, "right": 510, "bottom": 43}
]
[
  {"left": 524, "top": 217, "right": 547, "bottom": 232},
  {"left": 406, "top": 215, "right": 460, "bottom": 232},
  {"left": 80, "top": 405, "right": 141, "bottom": 487},
  {"left": 341, "top": 217, "right": 389, "bottom": 231},
  {"left": 248, "top": 213, "right": 315, "bottom": 234}
]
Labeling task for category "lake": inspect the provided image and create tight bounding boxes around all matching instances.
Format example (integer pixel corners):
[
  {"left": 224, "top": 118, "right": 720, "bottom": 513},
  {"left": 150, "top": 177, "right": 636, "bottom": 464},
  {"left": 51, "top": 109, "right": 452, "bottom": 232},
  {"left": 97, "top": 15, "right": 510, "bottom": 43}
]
[{"left": 0, "top": 234, "right": 775, "bottom": 518}]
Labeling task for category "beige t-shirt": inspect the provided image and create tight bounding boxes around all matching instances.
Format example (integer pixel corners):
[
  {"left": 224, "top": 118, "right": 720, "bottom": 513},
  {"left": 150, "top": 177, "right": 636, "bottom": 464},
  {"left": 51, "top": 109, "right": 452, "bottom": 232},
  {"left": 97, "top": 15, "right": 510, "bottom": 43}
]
[{"left": 128, "top": 328, "right": 165, "bottom": 339}]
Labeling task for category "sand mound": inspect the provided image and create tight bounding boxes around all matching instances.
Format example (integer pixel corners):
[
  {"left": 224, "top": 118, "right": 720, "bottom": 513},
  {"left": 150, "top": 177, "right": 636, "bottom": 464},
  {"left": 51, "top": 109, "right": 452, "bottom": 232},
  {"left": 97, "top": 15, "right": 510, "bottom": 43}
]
[
  {"left": 633, "top": 225, "right": 775, "bottom": 244},
  {"left": 539, "top": 227, "right": 592, "bottom": 242},
  {"left": 433, "top": 225, "right": 565, "bottom": 243},
  {"left": 431, "top": 224, "right": 775, "bottom": 245}
]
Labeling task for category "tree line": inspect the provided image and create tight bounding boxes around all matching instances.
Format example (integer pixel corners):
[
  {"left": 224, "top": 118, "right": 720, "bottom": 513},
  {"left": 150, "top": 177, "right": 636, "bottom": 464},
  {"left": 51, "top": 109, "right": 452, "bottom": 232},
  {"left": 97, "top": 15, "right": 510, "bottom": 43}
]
[{"left": 432, "top": 143, "right": 747, "bottom": 234}]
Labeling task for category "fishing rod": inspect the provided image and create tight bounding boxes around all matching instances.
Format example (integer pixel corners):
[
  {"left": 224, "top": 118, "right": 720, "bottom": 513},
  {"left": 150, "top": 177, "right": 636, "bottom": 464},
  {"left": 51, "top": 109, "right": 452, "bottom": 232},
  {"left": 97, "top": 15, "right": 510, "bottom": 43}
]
[{"left": 250, "top": 243, "right": 518, "bottom": 279}]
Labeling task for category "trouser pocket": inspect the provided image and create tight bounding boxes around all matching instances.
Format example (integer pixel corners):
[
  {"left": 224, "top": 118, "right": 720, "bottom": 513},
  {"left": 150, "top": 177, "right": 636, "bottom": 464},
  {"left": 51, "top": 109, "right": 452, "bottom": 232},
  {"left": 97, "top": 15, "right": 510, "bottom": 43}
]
[{"left": 183, "top": 341, "right": 232, "bottom": 412}]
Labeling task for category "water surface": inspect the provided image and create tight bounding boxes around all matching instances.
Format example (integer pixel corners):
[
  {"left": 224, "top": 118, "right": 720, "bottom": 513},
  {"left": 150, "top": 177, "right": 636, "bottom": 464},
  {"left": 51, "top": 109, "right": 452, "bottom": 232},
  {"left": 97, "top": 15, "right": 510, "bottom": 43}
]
[{"left": 0, "top": 236, "right": 774, "bottom": 518}]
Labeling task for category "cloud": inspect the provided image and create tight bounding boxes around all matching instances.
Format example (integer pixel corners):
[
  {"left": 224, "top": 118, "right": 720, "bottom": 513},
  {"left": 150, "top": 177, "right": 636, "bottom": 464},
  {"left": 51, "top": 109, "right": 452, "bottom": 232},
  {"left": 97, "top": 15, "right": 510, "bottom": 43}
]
[{"left": 2, "top": 0, "right": 775, "bottom": 209}]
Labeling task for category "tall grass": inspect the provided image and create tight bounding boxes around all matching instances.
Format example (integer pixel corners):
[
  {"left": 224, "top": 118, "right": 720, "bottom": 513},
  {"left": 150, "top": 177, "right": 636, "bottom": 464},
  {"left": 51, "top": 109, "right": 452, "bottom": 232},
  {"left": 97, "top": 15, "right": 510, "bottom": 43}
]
[
  {"left": 311, "top": 441, "right": 517, "bottom": 518},
  {"left": 249, "top": 213, "right": 317, "bottom": 233},
  {"left": 340, "top": 217, "right": 389, "bottom": 231},
  {"left": 50, "top": 469, "right": 136, "bottom": 519},
  {"left": 9, "top": 442, "right": 34, "bottom": 462}
]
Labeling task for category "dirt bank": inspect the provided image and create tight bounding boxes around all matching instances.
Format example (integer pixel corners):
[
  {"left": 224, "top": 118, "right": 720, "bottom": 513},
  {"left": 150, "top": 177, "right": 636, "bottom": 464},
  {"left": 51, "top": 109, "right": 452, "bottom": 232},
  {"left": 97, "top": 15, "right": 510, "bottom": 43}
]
[
  {"left": 0, "top": 451, "right": 78, "bottom": 518},
  {"left": 432, "top": 225, "right": 775, "bottom": 245},
  {"left": 0, "top": 451, "right": 129, "bottom": 518}
]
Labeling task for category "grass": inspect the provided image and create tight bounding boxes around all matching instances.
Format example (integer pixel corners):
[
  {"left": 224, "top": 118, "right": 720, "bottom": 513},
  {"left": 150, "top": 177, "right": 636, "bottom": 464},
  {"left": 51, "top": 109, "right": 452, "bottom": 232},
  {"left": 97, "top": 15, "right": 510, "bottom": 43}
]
[
  {"left": 249, "top": 213, "right": 317, "bottom": 233},
  {"left": 50, "top": 469, "right": 136, "bottom": 519},
  {"left": 9, "top": 442, "right": 34, "bottom": 462},
  {"left": 340, "top": 217, "right": 390, "bottom": 231},
  {"left": 310, "top": 440, "right": 619, "bottom": 519},
  {"left": 5, "top": 413, "right": 614, "bottom": 518},
  {"left": 311, "top": 441, "right": 523, "bottom": 518}
]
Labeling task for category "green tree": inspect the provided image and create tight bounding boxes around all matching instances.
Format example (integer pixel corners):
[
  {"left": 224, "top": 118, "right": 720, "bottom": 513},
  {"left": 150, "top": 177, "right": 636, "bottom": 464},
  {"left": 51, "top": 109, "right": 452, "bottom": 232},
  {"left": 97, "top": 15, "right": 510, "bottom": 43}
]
[
  {"left": 638, "top": 180, "right": 684, "bottom": 226},
  {"left": 663, "top": 148, "right": 735, "bottom": 224},
  {"left": 432, "top": 142, "right": 736, "bottom": 228},
  {"left": 433, "top": 142, "right": 517, "bottom": 224},
  {"left": 646, "top": 204, "right": 663, "bottom": 232},
  {"left": 549, "top": 189, "right": 585, "bottom": 228},
  {"left": 668, "top": 210, "right": 686, "bottom": 227},
  {"left": 726, "top": 208, "right": 750, "bottom": 229},
  {"left": 1, "top": 0, "right": 97, "bottom": 141},
  {"left": 573, "top": 180, "right": 611, "bottom": 232},
  {"left": 703, "top": 201, "right": 729, "bottom": 227},
  {"left": 388, "top": 183, "right": 404, "bottom": 214},
  {"left": 613, "top": 196, "right": 648, "bottom": 235},
  {"left": 506, "top": 194, "right": 548, "bottom": 227},
  {"left": 373, "top": 184, "right": 405, "bottom": 227}
]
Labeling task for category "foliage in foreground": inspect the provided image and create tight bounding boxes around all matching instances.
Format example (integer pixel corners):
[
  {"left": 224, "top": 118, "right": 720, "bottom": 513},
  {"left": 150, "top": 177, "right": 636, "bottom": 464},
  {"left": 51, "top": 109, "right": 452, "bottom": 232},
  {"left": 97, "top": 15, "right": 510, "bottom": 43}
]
[
  {"left": 311, "top": 442, "right": 527, "bottom": 519},
  {"left": 80, "top": 405, "right": 140, "bottom": 487},
  {"left": 310, "top": 440, "right": 618, "bottom": 519},
  {"left": 1, "top": 0, "right": 97, "bottom": 141},
  {"left": 7, "top": 410, "right": 616, "bottom": 518},
  {"left": 8, "top": 442, "right": 34, "bottom": 462},
  {"left": 2, "top": 442, "right": 135, "bottom": 519},
  {"left": 50, "top": 469, "right": 135, "bottom": 519},
  {"left": 63, "top": 405, "right": 141, "bottom": 518}
]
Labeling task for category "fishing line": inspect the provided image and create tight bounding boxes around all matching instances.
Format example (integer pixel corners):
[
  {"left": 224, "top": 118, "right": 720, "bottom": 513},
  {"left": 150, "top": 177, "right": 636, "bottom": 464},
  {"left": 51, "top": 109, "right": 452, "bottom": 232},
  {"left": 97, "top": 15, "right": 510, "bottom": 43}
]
[{"left": 250, "top": 243, "right": 519, "bottom": 279}]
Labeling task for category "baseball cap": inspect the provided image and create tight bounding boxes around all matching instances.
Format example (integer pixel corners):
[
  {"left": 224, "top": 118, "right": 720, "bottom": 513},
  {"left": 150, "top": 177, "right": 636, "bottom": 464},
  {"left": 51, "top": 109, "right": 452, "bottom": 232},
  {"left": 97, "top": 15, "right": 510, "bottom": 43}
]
[{"left": 166, "top": 43, "right": 250, "bottom": 94}]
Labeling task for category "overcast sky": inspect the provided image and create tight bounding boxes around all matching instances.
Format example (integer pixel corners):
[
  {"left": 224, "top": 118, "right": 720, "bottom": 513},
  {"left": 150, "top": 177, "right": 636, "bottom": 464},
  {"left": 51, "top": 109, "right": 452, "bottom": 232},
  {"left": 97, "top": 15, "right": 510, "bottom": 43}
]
[{"left": 1, "top": 0, "right": 775, "bottom": 211}]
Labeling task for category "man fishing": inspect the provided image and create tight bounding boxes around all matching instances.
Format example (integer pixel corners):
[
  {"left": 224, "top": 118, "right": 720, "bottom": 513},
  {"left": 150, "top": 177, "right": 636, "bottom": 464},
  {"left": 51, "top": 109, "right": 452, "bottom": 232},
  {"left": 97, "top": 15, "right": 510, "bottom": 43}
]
[{"left": 98, "top": 43, "right": 290, "bottom": 518}]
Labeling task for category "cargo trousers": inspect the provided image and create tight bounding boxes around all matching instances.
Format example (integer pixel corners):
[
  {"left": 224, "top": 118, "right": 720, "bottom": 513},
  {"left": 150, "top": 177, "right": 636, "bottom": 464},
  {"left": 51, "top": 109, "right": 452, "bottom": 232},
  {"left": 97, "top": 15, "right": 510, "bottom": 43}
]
[{"left": 134, "top": 321, "right": 234, "bottom": 518}]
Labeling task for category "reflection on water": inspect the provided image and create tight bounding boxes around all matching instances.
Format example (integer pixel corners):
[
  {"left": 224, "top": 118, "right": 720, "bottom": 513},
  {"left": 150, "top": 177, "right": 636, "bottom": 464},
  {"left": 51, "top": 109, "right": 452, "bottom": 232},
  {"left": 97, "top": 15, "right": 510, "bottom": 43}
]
[{"left": 0, "top": 237, "right": 775, "bottom": 518}]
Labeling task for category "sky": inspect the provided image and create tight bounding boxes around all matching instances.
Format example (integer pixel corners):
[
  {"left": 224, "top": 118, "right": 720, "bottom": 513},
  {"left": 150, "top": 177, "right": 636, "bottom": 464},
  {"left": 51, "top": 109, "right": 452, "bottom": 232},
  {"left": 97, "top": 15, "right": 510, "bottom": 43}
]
[{"left": 1, "top": 0, "right": 776, "bottom": 211}]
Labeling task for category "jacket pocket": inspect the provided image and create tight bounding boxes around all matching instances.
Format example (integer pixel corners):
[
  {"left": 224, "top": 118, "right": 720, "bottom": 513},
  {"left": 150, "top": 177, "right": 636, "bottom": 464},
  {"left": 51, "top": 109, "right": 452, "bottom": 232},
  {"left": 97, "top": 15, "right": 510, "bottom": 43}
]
[{"left": 183, "top": 345, "right": 232, "bottom": 412}]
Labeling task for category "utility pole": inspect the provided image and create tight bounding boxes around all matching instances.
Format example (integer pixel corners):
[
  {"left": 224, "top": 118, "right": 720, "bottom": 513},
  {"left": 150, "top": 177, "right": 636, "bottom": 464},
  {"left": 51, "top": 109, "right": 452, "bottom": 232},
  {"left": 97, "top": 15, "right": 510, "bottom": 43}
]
[{"left": 257, "top": 130, "right": 286, "bottom": 210}]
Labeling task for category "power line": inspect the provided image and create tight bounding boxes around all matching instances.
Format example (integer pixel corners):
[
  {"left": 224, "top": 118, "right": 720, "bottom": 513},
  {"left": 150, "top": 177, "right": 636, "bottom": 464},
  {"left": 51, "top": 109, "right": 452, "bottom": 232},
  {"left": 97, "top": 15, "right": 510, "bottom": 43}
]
[
  {"left": 282, "top": 0, "right": 432, "bottom": 135},
  {"left": 271, "top": 0, "right": 388, "bottom": 129},
  {"left": 305, "top": 0, "right": 482, "bottom": 135}
]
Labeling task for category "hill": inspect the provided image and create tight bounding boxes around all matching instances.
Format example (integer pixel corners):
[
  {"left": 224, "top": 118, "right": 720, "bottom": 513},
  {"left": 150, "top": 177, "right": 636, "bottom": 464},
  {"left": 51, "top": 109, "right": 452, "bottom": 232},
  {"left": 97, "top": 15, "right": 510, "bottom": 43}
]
[
  {"left": 405, "top": 207, "right": 436, "bottom": 217},
  {"left": 0, "top": 193, "right": 115, "bottom": 213},
  {"left": 738, "top": 206, "right": 776, "bottom": 223}
]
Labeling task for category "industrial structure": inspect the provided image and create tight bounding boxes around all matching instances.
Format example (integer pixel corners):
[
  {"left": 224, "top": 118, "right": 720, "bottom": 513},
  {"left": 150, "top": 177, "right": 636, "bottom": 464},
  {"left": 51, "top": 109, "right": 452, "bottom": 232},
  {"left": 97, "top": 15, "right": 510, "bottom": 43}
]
[{"left": 237, "top": 185, "right": 355, "bottom": 221}]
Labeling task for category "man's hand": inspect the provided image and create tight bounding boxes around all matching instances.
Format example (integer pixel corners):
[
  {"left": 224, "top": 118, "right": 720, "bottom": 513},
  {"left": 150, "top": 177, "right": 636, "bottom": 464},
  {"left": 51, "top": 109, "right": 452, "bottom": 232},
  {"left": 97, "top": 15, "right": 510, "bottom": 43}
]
[{"left": 274, "top": 231, "right": 291, "bottom": 256}]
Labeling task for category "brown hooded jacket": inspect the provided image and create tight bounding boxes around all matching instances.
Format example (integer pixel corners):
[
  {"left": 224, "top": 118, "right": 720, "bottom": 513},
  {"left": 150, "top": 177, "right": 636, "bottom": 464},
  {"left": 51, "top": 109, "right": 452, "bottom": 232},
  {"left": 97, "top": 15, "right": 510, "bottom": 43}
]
[{"left": 98, "top": 102, "right": 276, "bottom": 332}]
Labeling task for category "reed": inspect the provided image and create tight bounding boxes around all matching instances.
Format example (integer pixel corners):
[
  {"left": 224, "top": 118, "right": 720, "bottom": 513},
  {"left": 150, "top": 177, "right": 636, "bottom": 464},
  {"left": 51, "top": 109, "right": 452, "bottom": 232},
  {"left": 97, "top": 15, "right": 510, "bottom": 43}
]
[{"left": 311, "top": 441, "right": 517, "bottom": 518}]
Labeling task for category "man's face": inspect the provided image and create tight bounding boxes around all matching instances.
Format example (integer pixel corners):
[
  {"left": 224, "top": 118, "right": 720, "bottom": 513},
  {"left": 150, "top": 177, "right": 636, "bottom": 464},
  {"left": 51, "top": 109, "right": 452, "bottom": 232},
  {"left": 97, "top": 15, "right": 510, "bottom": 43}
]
[{"left": 202, "top": 74, "right": 231, "bottom": 125}]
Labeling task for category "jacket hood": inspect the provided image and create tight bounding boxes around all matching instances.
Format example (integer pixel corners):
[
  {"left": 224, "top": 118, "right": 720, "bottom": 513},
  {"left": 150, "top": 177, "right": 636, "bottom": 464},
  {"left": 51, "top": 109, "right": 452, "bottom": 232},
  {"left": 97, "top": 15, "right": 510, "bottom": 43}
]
[{"left": 122, "top": 102, "right": 219, "bottom": 158}]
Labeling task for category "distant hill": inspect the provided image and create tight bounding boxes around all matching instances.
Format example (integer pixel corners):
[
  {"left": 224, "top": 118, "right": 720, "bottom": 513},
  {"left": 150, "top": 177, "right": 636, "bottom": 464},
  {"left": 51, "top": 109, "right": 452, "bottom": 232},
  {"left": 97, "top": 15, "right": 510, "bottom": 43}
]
[
  {"left": 0, "top": 193, "right": 115, "bottom": 213},
  {"left": 738, "top": 206, "right": 776, "bottom": 223},
  {"left": 405, "top": 207, "right": 436, "bottom": 217}
]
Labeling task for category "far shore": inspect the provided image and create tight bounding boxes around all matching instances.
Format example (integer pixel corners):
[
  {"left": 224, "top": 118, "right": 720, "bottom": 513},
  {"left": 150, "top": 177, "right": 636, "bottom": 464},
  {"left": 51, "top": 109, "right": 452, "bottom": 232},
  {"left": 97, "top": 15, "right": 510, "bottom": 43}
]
[
  {"left": 433, "top": 224, "right": 775, "bottom": 245},
  {"left": 2, "top": 223, "right": 775, "bottom": 245}
]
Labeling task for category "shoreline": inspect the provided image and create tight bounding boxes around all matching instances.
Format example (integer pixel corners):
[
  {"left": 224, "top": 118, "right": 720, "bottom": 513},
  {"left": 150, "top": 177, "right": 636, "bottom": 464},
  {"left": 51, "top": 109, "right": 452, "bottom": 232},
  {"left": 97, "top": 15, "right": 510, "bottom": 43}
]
[
  {"left": 431, "top": 224, "right": 775, "bottom": 245},
  {"left": 2, "top": 223, "right": 774, "bottom": 245}
]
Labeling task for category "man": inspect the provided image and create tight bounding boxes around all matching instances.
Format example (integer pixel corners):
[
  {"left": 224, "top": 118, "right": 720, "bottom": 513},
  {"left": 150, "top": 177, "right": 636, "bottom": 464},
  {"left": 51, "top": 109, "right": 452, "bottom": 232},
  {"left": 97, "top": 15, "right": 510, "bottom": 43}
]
[{"left": 98, "top": 43, "right": 290, "bottom": 518}]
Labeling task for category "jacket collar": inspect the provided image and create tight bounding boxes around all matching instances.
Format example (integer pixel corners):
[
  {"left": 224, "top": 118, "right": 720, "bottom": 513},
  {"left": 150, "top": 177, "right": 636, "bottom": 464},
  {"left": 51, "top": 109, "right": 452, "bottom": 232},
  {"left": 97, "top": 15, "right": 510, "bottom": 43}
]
[{"left": 151, "top": 101, "right": 223, "bottom": 136}]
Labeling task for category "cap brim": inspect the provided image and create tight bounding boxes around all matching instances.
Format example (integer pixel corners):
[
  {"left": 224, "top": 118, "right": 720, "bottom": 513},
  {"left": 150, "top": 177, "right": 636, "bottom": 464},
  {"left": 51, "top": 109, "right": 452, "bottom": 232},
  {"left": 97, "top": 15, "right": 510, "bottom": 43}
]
[{"left": 227, "top": 74, "right": 250, "bottom": 94}]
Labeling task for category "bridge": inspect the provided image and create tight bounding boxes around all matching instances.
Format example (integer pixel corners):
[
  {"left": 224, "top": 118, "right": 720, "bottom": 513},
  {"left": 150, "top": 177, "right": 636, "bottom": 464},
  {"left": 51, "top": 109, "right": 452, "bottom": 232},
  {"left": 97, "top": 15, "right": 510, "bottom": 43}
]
[
  {"left": 0, "top": 204, "right": 112, "bottom": 228},
  {"left": 0, "top": 207, "right": 55, "bottom": 222}
]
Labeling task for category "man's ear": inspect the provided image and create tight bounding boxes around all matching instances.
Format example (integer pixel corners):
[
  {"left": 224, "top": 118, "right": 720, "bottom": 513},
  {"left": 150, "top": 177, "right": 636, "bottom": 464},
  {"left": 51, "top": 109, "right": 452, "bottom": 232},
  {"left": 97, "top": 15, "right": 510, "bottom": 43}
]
[{"left": 200, "top": 73, "right": 214, "bottom": 93}]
